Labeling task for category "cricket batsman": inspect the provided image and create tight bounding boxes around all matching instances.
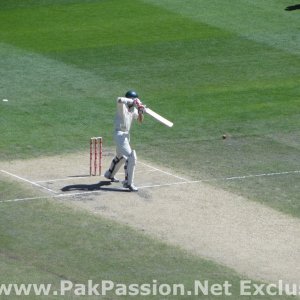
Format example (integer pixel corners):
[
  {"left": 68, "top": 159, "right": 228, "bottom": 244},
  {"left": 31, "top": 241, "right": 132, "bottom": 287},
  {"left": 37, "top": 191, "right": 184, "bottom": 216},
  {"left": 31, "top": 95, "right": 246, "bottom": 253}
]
[{"left": 104, "top": 90, "right": 145, "bottom": 192}]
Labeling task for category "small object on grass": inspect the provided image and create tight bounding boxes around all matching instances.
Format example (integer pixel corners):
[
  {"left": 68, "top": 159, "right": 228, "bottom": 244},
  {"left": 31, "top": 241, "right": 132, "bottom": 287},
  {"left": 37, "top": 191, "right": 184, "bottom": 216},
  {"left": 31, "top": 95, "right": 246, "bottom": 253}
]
[{"left": 285, "top": 4, "right": 300, "bottom": 11}]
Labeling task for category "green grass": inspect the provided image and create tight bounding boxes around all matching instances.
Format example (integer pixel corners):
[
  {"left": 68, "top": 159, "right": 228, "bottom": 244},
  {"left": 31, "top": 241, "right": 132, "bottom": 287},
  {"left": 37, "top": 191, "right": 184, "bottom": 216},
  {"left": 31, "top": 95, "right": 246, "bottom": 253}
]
[
  {"left": 0, "top": 181, "right": 293, "bottom": 299},
  {"left": 145, "top": 0, "right": 300, "bottom": 54},
  {"left": 0, "top": 2, "right": 299, "bottom": 298},
  {"left": 0, "top": 177, "right": 41, "bottom": 203},
  {"left": 0, "top": 0, "right": 299, "bottom": 218}
]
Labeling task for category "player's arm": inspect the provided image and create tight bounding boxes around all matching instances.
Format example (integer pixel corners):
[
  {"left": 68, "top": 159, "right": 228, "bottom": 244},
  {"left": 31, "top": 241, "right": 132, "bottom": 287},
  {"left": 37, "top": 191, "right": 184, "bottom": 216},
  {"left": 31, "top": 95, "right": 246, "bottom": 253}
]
[
  {"left": 117, "top": 97, "right": 145, "bottom": 123},
  {"left": 133, "top": 98, "right": 145, "bottom": 123},
  {"left": 137, "top": 110, "right": 144, "bottom": 123},
  {"left": 117, "top": 97, "right": 134, "bottom": 105}
]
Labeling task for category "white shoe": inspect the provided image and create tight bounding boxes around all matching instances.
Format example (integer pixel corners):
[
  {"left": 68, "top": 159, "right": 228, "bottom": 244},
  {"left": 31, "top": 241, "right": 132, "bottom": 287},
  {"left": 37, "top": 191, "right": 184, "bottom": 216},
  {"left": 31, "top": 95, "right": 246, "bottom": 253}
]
[
  {"left": 123, "top": 182, "right": 138, "bottom": 192},
  {"left": 104, "top": 170, "right": 119, "bottom": 182}
]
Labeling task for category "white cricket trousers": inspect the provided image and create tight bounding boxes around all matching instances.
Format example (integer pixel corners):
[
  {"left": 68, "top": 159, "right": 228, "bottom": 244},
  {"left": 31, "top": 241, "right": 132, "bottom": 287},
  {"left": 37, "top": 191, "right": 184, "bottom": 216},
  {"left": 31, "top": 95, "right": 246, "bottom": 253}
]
[
  {"left": 106, "top": 130, "right": 137, "bottom": 185},
  {"left": 114, "top": 131, "right": 132, "bottom": 159}
]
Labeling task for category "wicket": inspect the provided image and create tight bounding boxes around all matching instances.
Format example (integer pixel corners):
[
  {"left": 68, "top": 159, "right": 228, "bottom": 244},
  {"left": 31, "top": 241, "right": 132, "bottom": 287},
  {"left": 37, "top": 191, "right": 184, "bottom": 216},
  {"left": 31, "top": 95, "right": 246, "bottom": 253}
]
[{"left": 90, "top": 137, "right": 102, "bottom": 176}]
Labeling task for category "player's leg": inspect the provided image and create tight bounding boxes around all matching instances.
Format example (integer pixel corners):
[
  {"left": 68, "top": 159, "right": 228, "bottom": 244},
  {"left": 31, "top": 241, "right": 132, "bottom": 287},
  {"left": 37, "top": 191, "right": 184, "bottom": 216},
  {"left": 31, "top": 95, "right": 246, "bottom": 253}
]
[
  {"left": 105, "top": 132, "right": 138, "bottom": 191},
  {"left": 104, "top": 132, "right": 130, "bottom": 182},
  {"left": 115, "top": 132, "right": 138, "bottom": 191},
  {"left": 104, "top": 156, "right": 124, "bottom": 182},
  {"left": 117, "top": 133, "right": 138, "bottom": 191},
  {"left": 123, "top": 150, "right": 138, "bottom": 192}
]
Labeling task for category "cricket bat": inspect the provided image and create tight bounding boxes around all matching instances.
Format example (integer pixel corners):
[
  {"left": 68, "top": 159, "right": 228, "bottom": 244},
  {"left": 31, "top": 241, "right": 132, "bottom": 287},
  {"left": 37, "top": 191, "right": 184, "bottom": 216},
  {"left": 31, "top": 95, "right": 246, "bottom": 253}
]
[{"left": 144, "top": 107, "right": 173, "bottom": 128}]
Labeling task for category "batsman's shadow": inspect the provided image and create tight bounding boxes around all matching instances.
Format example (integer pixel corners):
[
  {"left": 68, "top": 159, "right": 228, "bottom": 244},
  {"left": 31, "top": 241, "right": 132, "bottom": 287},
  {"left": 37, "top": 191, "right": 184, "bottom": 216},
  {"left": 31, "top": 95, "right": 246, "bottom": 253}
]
[{"left": 61, "top": 181, "right": 129, "bottom": 193}]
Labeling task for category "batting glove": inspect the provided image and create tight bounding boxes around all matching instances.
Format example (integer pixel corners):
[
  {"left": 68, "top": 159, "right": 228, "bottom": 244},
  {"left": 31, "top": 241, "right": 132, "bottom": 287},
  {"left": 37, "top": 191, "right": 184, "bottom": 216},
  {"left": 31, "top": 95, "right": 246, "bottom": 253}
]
[
  {"left": 138, "top": 105, "right": 145, "bottom": 114},
  {"left": 133, "top": 98, "right": 143, "bottom": 107}
]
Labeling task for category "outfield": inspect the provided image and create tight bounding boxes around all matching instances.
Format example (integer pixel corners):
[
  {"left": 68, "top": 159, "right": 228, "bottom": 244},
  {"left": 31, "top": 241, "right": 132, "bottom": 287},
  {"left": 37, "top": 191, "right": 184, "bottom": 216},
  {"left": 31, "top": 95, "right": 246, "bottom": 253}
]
[{"left": 0, "top": 0, "right": 299, "bottom": 299}]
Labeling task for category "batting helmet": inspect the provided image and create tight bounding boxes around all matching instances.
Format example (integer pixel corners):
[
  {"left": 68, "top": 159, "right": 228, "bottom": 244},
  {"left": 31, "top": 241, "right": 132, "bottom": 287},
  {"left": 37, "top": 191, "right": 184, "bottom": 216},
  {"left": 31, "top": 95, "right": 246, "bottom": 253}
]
[{"left": 125, "top": 90, "right": 138, "bottom": 98}]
